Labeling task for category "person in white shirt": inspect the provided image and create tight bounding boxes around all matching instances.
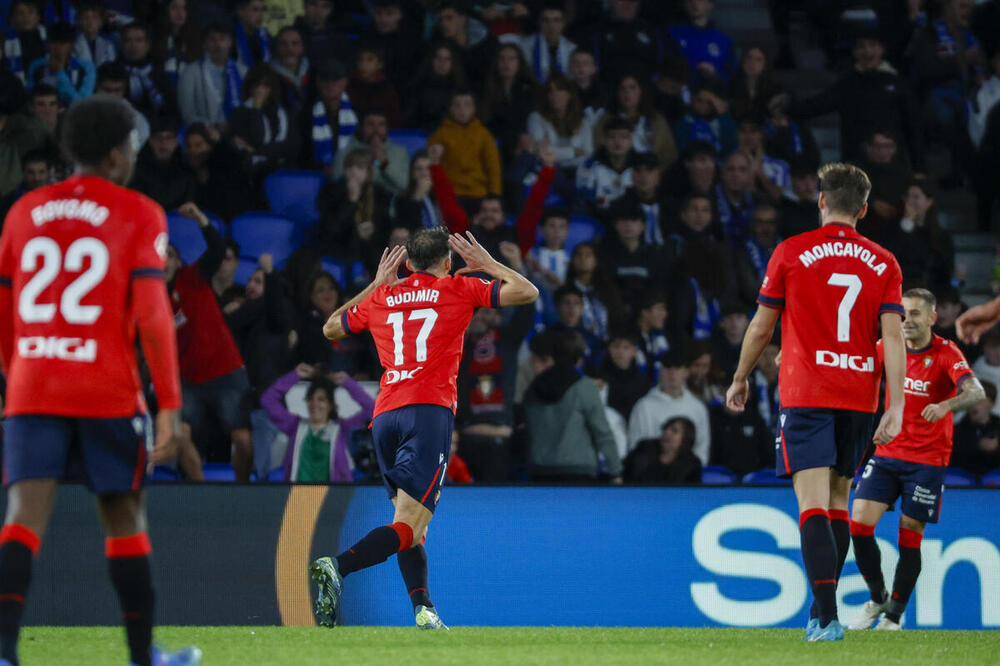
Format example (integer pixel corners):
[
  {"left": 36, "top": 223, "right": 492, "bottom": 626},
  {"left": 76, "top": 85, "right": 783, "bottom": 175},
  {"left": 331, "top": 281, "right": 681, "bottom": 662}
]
[
  {"left": 526, "top": 72, "right": 595, "bottom": 170},
  {"left": 972, "top": 330, "right": 1000, "bottom": 417},
  {"left": 515, "top": 3, "right": 576, "bottom": 83},
  {"left": 970, "top": 51, "right": 1000, "bottom": 148}
]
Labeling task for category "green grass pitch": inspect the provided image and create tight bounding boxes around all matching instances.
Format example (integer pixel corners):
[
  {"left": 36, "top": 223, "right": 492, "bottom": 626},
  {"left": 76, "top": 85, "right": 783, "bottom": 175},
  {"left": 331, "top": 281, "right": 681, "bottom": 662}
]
[{"left": 19, "top": 626, "right": 1000, "bottom": 665}]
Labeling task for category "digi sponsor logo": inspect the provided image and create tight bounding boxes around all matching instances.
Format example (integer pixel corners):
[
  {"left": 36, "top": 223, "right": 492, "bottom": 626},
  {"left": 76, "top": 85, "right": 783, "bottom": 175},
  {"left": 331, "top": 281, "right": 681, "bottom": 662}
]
[
  {"left": 18, "top": 336, "right": 97, "bottom": 362},
  {"left": 384, "top": 366, "right": 423, "bottom": 384},
  {"left": 815, "top": 350, "right": 875, "bottom": 372}
]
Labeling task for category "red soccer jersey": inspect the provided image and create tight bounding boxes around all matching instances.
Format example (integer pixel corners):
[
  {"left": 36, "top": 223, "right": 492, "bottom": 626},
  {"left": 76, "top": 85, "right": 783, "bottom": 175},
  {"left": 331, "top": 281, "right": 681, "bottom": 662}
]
[
  {"left": 876, "top": 335, "right": 974, "bottom": 466},
  {"left": 170, "top": 264, "right": 244, "bottom": 384},
  {"left": 342, "top": 271, "right": 501, "bottom": 417},
  {"left": 0, "top": 175, "right": 180, "bottom": 417},
  {"left": 758, "top": 223, "right": 903, "bottom": 412}
]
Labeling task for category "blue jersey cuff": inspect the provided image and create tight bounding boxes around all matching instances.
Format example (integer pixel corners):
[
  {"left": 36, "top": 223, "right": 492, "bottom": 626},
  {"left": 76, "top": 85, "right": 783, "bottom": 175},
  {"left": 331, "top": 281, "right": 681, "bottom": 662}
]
[
  {"left": 757, "top": 294, "right": 784, "bottom": 308},
  {"left": 0, "top": 275, "right": 10, "bottom": 288},
  {"left": 490, "top": 280, "right": 502, "bottom": 308},
  {"left": 130, "top": 267, "right": 165, "bottom": 280},
  {"left": 880, "top": 303, "right": 905, "bottom": 316},
  {"left": 341, "top": 310, "right": 353, "bottom": 336}
]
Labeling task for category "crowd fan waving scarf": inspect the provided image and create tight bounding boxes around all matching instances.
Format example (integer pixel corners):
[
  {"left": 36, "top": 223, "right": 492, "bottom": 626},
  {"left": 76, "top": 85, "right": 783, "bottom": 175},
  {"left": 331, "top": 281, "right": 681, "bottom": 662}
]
[
  {"left": 311, "top": 93, "right": 357, "bottom": 165},
  {"left": 235, "top": 20, "right": 269, "bottom": 68},
  {"left": 3, "top": 25, "right": 46, "bottom": 82}
]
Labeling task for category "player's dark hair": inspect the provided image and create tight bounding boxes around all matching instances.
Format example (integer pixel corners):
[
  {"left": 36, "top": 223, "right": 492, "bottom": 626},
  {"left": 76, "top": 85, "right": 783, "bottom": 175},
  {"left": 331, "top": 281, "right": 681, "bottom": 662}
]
[
  {"left": 61, "top": 95, "right": 136, "bottom": 168},
  {"left": 818, "top": 162, "right": 871, "bottom": 218},
  {"left": 554, "top": 284, "right": 583, "bottom": 305},
  {"left": 982, "top": 381, "right": 997, "bottom": 404},
  {"left": 406, "top": 227, "right": 451, "bottom": 271},
  {"left": 306, "top": 378, "right": 338, "bottom": 420},
  {"left": 903, "top": 288, "right": 936, "bottom": 310}
]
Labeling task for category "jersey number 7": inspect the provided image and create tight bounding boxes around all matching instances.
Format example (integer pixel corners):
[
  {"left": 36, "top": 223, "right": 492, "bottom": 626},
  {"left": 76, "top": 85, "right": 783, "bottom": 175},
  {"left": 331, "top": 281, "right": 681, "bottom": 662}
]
[
  {"left": 828, "top": 273, "right": 862, "bottom": 343},
  {"left": 386, "top": 308, "right": 439, "bottom": 366}
]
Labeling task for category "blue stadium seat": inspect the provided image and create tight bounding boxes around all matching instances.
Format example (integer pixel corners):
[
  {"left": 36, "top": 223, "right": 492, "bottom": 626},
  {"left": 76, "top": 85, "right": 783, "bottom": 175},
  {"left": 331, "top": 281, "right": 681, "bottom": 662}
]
[
  {"left": 523, "top": 183, "right": 565, "bottom": 208},
  {"left": 981, "top": 468, "right": 1000, "bottom": 487},
  {"left": 267, "top": 468, "right": 286, "bottom": 482},
  {"left": 230, "top": 213, "right": 298, "bottom": 268},
  {"left": 233, "top": 258, "right": 259, "bottom": 286},
  {"left": 944, "top": 467, "right": 976, "bottom": 487},
  {"left": 701, "top": 465, "right": 737, "bottom": 484},
  {"left": 388, "top": 129, "right": 429, "bottom": 158},
  {"left": 202, "top": 462, "right": 236, "bottom": 482},
  {"left": 320, "top": 256, "right": 369, "bottom": 291},
  {"left": 321, "top": 256, "right": 348, "bottom": 285},
  {"left": 166, "top": 211, "right": 227, "bottom": 264},
  {"left": 264, "top": 170, "right": 324, "bottom": 225},
  {"left": 741, "top": 469, "right": 792, "bottom": 485},
  {"left": 533, "top": 214, "right": 602, "bottom": 252},
  {"left": 150, "top": 466, "right": 180, "bottom": 481}
]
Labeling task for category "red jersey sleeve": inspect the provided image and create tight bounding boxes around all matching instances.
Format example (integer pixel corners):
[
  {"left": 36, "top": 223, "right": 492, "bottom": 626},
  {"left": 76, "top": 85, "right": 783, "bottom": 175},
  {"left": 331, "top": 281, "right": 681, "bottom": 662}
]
[
  {"left": 757, "top": 241, "right": 786, "bottom": 310},
  {"left": 879, "top": 257, "right": 904, "bottom": 318},
  {"left": 454, "top": 275, "right": 502, "bottom": 309},
  {"left": 132, "top": 199, "right": 169, "bottom": 277},
  {"left": 944, "top": 342, "right": 974, "bottom": 389},
  {"left": 342, "top": 292, "right": 374, "bottom": 336}
]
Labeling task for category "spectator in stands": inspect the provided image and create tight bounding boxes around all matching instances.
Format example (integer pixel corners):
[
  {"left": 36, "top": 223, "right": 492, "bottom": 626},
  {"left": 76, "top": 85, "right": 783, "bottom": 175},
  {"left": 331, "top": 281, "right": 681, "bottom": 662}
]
[
  {"left": 299, "top": 59, "right": 355, "bottom": 174},
  {"left": 233, "top": 0, "right": 270, "bottom": 69},
  {"left": 332, "top": 109, "right": 409, "bottom": 195},
  {"left": 0, "top": 81, "right": 47, "bottom": 199},
  {"left": 0, "top": 149, "right": 51, "bottom": 220},
  {"left": 595, "top": 74, "right": 677, "bottom": 170},
  {"left": 933, "top": 287, "right": 980, "bottom": 362},
  {"left": 546, "top": 284, "right": 605, "bottom": 373},
  {"left": 428, "top": 90, "right": 502, "bottom": 201},
  {"left": 269, "top": 27, "right": 310, "bottom": 114},
  {"left": 363, "top": 0, "right": 422, "bottom": 89},
  {"left": 178, "top": 23, "right": 247, "bottom": 126},
  {"left": 94, "top": 64, "right": 151, "bottom": 148},
  {"left": 73, "top": 2, "right": 116, "bottom": 68},
  {"left": 568, "top": 49, "right": 608, "bottom": 118},
  {"left": 576, "top": 116, "right": 635, "bottom": 212},
  {"left": 671, "top": 237, "right": 729, "bottom": 341},
  {"left": 517, "top": 2, "right": 576, "bottom": 83},
  {"left": 405, "top": 42, "right": 467, "bottom": 132},
  {"left": 709, "top": 394, "right": 774, "bottom": 477},
  {"left": 763, "top": 94, "right": 820, "bottom": 167},
  {"left": 971, "top": 50, "right": 1000, "bottom": 230},
  {"left": 294, "top": 270, "right": 379, "bottom": 377},
  {"left": 26, "top": 22, "right": 95, "bottom": 105},
  {"left": 686, "top": 339, "right": 724, "bottom": 407},
  {"left": 577, "top": 0, "right": 656, "bottom": 84},
  {"left": 666, "top": 0, "right": 736, "bottom": 83},
  {"left": 152, "top": 0, "right": 202, "bottom": 84},
  {"left": 182, "top": 122, "right": 255, "bottom": 220},
  {"left": 734, "top": 202, "right": 780, "bottom": 305},
  {"left": 346, "top": 45, "right": 403, "bottom": 128},
  {"left": 736, "top": 115, "right": 790, "bottom": 201},
  {"left": 294, "top": 0, "right": 349, "bottom": 67},
  {"left": 116, "top": 22, "right": 173, "bottom": 117},
  {"left": 674, "top": 77, "right": 737, "bottom": 156},
  {"left": 3, "top": 0, "right": 46, "bottom": 83},
  {"left": 727, "top": 43, "right": 780, "bottom": 120},
  {"left": 599, "top": 199, "right": 666, "bottom": 316},
  {"left": 263, "top": 0, "right": 302, "bottom": 34},
  {"left": 165, "top": 202, "right": 255, "bottom": 481},
  {"left": 625, "top": 416, "right": 702, "bottom": 484},
  {"left": 25, "top": 84, "right": 60, "bottom": 137},
  {"left": 951, "top": 380, "right": 1000, "bottom": 477},
  {"left": 525, "top": 207, "right": 571, "bottom": 292},
  {"left": 663, "top": 193, "right": 718, "bottom": 267},
  {"left": 613, "top": 152, "right": 671, "bottom": 246},
  {"left": 711, "top": 301, "right": 749, "bottom": 375},
  {"left": 432, "top": 1, "right": 497, "bottom": 95},
  {"left": 130, "top": 114, "right": 196, "bottom": 210},
  {"left": 970, "top": 50, "right": 1000, "bottom": 150},
  {"left": 627, "top": 345, "right": 711, "bottom": 465},
  {"left": 317, "top": 147, "right": 392, "bottom": 271},
  {"left": 880, "top": 175, "right": 955, "bottom": 292},
  {"left": 632, "top": 290, "right": 672, "bottom": 383},
  {"left": 526, "top": 72, "right": 595, "bottom": 172},
  {"left": 565, "top": 241, "right": 624, "bottom": 341},
  {"left": 973, "top": 331, "right": 1000, "bottom": 416},
  {"left": 599, "top": 330, "right": 648, "bottom": 421},
  {"left": 663, "top": 140, "right": 717, "bottom": 199},
  {"left": 211, "top": 239, "right": 241, "bottom": 303},
  {"left": 856, "top": 128, "right": 912, "bottom": 237},
  {"left": 262, "top": 364, "right": 375, "bottom": 482},
  {"left": 389, "top": 149, "right": 443, "bottom": 230},
  {"left": 714, "top": 150, "right": 756, "bottom": 245},
  {"left": 480, "top": 43, "right": 540, "bottom": 164},
  {"left": 524, "top": 329, "right": 621, "bottom": 483},
  {"left": 651, "top": 56, "right": 691, "bottom": 127},
  {"left": 229, "top": 63, "right": 300, "bottom": 178},
  {"left": 778, "top": 158, "right": 819, "bottom": 238}
]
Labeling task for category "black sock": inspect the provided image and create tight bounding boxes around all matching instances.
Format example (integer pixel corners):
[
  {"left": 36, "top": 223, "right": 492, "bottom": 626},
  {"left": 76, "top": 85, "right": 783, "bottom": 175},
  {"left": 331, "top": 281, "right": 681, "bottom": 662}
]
[
  {"left": 336, "top": 523, "right": 412, "bottom": 577},
  {"left": 0, "top": 525, "right": 39, "bottom": 666},
  {"left": 810, "top": 510, "right": 851, "bottom": 619},
  {"left": 850, "top": 521, "right": 887, "bottom": 603},
  {"left": 799, "top": 510, "right": 838, "bottom": 627},
  {"left": 398, "top": 544, "right": 432, "bottom": 609},
  {"left": 106, "top": 534, "right": 155, "bottom": 666},
  {"left": 886, "top": 528, "right": 922, "bottom": 623}
]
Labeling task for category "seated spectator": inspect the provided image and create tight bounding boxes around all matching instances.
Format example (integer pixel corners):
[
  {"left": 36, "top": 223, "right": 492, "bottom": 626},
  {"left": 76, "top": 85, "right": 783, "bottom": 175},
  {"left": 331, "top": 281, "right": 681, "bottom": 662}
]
[
  {"left": 674, "top": 77, "right": 737, "bottom": 157},
  {"left": 666, "top": 0, "right": 736, "bottom": 83},
  {"left": 0, "top": 84, "right": 48, "bottom": 200},
  {"left": 317, "top": 147, "right": 392, "bottom": 271},
  {"left": 599, "top": 199, "right": 666, "bottom": 316},
  {"left": 94, "top": 64, "right": 151, "bottom": 148},
  {"left": 178, "top": 23, "right": 247, "bottom": 126},
  {"left": 165, "top": 202, "right": 254, "bottom": 481},
  {"left": 973, "top": 331, "right": 1000, "bottom": 415},
  {"left": 269, "top": 27, "right": 310, "bottom": 114},
  {"left": 526, "top": 72, "right": 595, "bottom": 172},
  {"left": 709, "top": 398, "right": 774, "bottom": 477},
  {"left": 389, "top": 149, "right": 443, "bottom": 230},
  {"left": 727, "top": 43, "right": 780, "bottom": 120},
  {"left": 662, "top": 140, "right": 718, "bottom": 199},
  {"left": 546, "top": 285, "right": 605, "bottom": 373},
  {"left": 671, "top": 237, "right": 730, "bottom": 341},
  {"left": 734, "top": 202, "right": 781, "bottom": 305},
  {"left": 763, "top": 93, "right": 820, "bottom": 167},
  {"left": 633, "top": 290, "right": 673, "bottom": 384},
  {"left": 595, "top": 75, "right": 677, "bottom": 170},
  {"left": 116, "top": 22, "right": 173, "bottom": 117},
  {"left": 294, "top": 270, "right": 379, "bottom": 377},
  {"left": 624, "top": 416, "right": 702, "bottom": 484},
  {"left": 517, "top": 2, "right": 576, "bottom": 83},
  {"left": 129, "top": 114, "right": 196, "bottom": 210},
  {"left": 262, "top": 364, "right": 375, "bottom": 482},
  {"left": 333, "top": 109, "right": 409, "bottom": 195},
  {"left": 736, "top": 115, "right": 790, "bottom": 201},
  {"left": 524, "top": 330, "right": 621, "bottom": 483},
  {"left": 428, "top": 90, "right": 503, "bottom": 202},
  {"left": 778, "top": 158, "right": 819, "bottom": 238},
  {"left": 26, "top": 22, "right": 95, "bottom": 105},
  {"left": 627, "top": 346, "right": 711, "bottom": 464},
  {"left": 480, "top": 44, "right": 540, "bottom": 164},
  {"left": 856, "top": 128, "right": 912, "bottom": 238},
  {"left": 951, "top": 380, "right": 1000, "bottom": 477},
  {"left": 73, "top": 2, "right": 116, "bottom": 67},
  {"left": 182, "top": 122, "right": 255, "bottom": 220},
  {"left": 664, "top": 193, "right": 720, "bottom": 268},
  {"left": 228, "top": 63, "right": 300, "bottom": 176},
  {"left": 711, "top": 301, "right": 749, "bottom": 375},
  {"left": 599, "top": 330, "right": 649, "bottom": 422},
  {"left": 568, "top": 49, "right": 608, "bottom": 120},
  {"left": 4, "top": 0, "right": 46, "bottom": 83},
  {"left": 432, "top": 1, "right": 497, "bottom": 95},
  {"left": 526, "top": 207, "right": 571, "bottom": 292},
  {"left": 25, "top": 83, "right": 60, "bottom": 137},
  {"left": 611, "top": 152, "right": 671, "bottom": 246},
  {"left": 880, "top": 176, "right": 954, "bottom": 292},
  {"left": 715, "top": 150, "right": 757, "bottom": 244},
  {"left": 934, "top": 287, "right": 980, "bottom": 363},
  {"left": 361, "top": 0, "right": 422, "bottom": 89},
  {"left": 346, "top": 45, "right": 403, "bottom": 128},
  {"left": 0, "top": 148, "right": 51, "bottom": 220},
  {"left": 565, "top": 241, "right": 625, "bottom": 341},
  {"left": 233, "top": 0, "right": 271, "bottom": 69},
  {"left": 294, "top": 0, "right": 353, "bottom": 67},
  {"left": 405, "top": 42, "right": 467, "bottom": 133},
  {"left": 576, "top": 116, "right": 635, "bottom": 212},
  {"left": 686, "top": 339, "right": 724, "bottom": 407},
  {"left": 152, "top": 0, "right": 202, "bottom": 84}
]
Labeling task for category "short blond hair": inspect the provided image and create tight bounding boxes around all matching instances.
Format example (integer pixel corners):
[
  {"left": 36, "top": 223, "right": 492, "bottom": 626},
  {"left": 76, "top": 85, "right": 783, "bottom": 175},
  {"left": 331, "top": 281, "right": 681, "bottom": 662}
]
[{"left": 818, "top": 162, "right": 871, "bottom": 218}]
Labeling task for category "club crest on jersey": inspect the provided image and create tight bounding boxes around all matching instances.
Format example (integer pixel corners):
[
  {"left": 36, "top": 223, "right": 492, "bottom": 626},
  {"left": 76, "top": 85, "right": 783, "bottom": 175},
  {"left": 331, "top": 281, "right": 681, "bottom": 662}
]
[{"left": 924, "top": 356, "right": 933, "bottom": 367}]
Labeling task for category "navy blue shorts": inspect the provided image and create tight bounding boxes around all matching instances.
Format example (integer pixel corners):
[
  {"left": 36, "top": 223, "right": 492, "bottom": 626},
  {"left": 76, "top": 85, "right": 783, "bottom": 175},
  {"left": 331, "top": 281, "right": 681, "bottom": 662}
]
[
  {"left": 3, "top": 414, "right": 151, "bottom": 494},
  {"left": 854, "top": 455, "right": 945, "bottom": 524},
  {"left": 371, "top": 404, "right": 453, "bottom": 513},
  {"left": 777, "top": 408, "right": 875, "bottom": 479}
]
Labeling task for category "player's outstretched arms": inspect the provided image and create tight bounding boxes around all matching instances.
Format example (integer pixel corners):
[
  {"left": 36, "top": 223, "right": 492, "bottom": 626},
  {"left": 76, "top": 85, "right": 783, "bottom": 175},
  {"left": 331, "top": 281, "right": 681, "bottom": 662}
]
[
  {"left": 874, "top": 312, "right": 905, "bottom": 445},
  {"left": 725, "top": 304, "right": 780, "bottom": 412},
  {"left": 956, "top": 296, "right": 1000, "bottom": 344},
  {"left": 449, "top": 231, "right": 539, "bottom": 306},
  {"left": 323, "top": 245, "right": 408, "bottom": 340}
]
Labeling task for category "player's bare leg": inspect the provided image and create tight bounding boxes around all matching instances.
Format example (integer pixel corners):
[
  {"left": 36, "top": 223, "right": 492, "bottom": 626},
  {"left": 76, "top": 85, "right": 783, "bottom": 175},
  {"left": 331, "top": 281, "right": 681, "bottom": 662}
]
[
  {"left": 877, "top": 514, "right": 926, "bottom": 630},
  {"left": 848, "top": 498, "right": 891, "bottom": 629},
  {"left": 0, "top": 479, "right": 58, "bottom": 665},
  {"left": 231, "top": 428, "right": 253, "bottom": 482},
  {"left": 176, "top": 423, "right": 204, "bottom": 482},
  {"left": 792, "top": 468, "right": 842, "bottom": 639}
]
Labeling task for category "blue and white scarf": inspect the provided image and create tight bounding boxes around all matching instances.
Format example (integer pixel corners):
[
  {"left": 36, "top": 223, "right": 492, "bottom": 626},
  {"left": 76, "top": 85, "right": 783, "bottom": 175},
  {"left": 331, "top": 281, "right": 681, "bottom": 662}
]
[
  {"left": 715, "top": 183, "right": 754, "bottom": 245},
  {"left": 126, "top": 62, "right": 164, "bottom": 111},
  {"left": 43, "top": 1, "right": 76, "bottom": 25},
  {"left": 235, "top": 21, "right": 269, "bottom": 68},
  {"left": 531, "top": 34, "right": 574, "bottom": 82},
  {"left": 743, "top": 237, "right": 771, "bottom": 281},
  {"left": 202, "top": 58, "right": 243, "bottom": 120},
  {"left": 683, "top": 114, "right": 721, "bottom": 153},
  {"left": 4, "top": 26, "right": 45, "bottom": 82},
  {"left": 574, "top": 280, "right": 609, "bottom": 340},
  {"left": 933, "top": 18, "right": 976, "bottom": 57},
  {"left": 764, "top": 118, "right": 804, "bottom": 157},
  {"left": 162, "top": 34, "right": 185, "bottom": 83},
  {"left": 690, "top": 277, "right": 720, "bottom": 340},
  {"left": 642, "top": 201, "right": 663, "bottom": 245},
  {"left": 311, "top": 94, "right": 356, "bottom": 165},
  {"left": 73, "top": 34, "right": 116, "bottom": 67}
]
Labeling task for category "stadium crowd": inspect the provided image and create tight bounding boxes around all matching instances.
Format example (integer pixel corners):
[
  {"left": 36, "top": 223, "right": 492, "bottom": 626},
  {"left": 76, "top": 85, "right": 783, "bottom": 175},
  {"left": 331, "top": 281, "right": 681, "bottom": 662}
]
[{"left": 1, "top": 0, "right": 1000, "bottom": 485}]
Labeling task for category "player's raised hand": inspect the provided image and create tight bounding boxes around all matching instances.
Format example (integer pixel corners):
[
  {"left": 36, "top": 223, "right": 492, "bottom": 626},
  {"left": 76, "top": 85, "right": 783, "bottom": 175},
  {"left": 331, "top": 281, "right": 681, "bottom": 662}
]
[
  {"left": 725, "top": 378, "right": 749, "bottom": 413},
  {"left": 956, "top": 296, "right": 1000, "bottom": 344},
  {"left": 149, "top": 408, "right": 181, "bottom": 470},
  {"left": 374, "top": 244, "right": 408, "bottom": 286},
  {"left": 450, "top": 231, "right": 497, "bottom": 275},
  {"left": 873, "top": 406, "right": 903, "bottom": 445}
]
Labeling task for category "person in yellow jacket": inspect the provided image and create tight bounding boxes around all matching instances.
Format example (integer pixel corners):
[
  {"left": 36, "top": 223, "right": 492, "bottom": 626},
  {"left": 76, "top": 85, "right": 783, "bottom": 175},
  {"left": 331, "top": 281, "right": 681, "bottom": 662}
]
[{"left": 427, "top": 90, "right": 502, "bottom": 201}]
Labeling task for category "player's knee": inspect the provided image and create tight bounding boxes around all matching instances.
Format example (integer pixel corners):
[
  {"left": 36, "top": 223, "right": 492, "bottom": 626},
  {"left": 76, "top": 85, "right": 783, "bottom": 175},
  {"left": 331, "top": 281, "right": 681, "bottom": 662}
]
[{"left": 899, "top": 515, "right": 925, "bottom": 533}]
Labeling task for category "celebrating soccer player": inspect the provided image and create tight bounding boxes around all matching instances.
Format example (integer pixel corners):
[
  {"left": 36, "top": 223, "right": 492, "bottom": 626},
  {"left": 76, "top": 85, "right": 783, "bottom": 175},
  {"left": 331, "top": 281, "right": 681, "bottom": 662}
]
[
  {"left": 310, "top": 227, "right": 538, "bottom": 629},
  {"left": 725, "top": 163, "right": 906, "bottom": 642},
  {"left": 0, "top": 96, "right": 200, "bottom": 665},
  {"left": 848, "top": 288, "right": 984, "bottom": 631}
]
